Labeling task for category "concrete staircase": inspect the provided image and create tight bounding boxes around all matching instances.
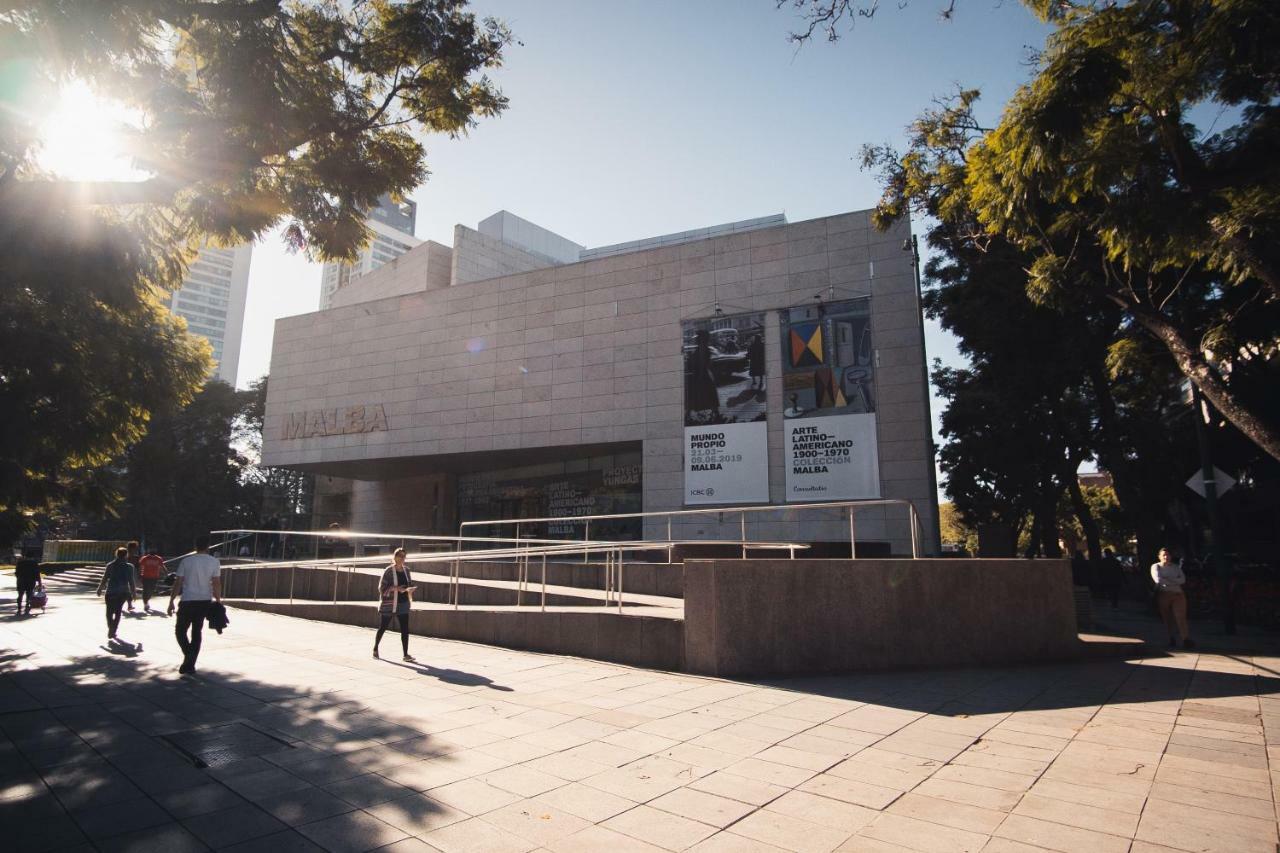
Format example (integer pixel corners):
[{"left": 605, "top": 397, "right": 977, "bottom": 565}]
[{"left": 38, "top": 565, "right": 105, "bottom": 588}]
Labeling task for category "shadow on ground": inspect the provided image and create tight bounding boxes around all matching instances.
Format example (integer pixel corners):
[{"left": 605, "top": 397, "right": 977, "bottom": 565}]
[{"left": 0, "top": 632, "right": 507, "bottom": 851}]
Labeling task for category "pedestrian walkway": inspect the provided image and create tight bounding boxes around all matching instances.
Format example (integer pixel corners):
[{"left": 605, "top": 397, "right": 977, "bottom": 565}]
[{"left": 1, "top": 588, "right": 1277, "bottom": 853}]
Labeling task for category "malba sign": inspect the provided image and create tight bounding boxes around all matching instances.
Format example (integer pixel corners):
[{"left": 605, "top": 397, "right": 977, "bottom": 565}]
[{"left": 282, "top": 404, "right": 389, "bottom": 439}]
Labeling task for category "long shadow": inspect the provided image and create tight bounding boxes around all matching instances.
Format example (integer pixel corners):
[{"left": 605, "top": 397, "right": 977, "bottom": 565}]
[
  {"left": 382, "top": 659, "right": 514, "bottom": 691},
  {"left": 0, "top": 607, "right": 501, "bottom": 851}
]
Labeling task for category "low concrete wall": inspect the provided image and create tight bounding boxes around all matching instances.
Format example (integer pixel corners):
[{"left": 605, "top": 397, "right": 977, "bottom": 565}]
[
  {"left": 228, "top": 601, "right": 684, "bottom": 671},
  {"left": 683, "top": 558, "right": 1077, "bottom": 677}
]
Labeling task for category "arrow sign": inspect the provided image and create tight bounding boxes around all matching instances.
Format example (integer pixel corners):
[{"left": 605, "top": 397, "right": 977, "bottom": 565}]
[{"left": 1185, "top": 466, "right": 1236, "bottom": 498}]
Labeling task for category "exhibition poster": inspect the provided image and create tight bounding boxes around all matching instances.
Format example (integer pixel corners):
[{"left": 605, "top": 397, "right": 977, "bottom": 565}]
[
  {"left": 779, "top": 298, "right": 881, "bottom": 500},
  {"left": 681, "top": 311, "right": 769, "bottom": 505}
]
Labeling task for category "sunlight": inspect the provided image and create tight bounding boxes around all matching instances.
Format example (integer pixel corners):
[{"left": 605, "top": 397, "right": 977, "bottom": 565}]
[{"left": 36, "top": 80, "right": 149, "bottom": 182}]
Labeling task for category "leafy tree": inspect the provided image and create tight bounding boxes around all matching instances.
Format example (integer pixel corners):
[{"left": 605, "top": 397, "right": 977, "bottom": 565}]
[
  {"left": 937, "top": 502, "right": 977, "bottom": 553},
  {"left": 95, "top": 380, "right": 257, "bottom": 553},
  {"left": 239, "top": 375, "right": 313, "bottom": 529},
  {"left": 966, "top": 0, "right": 1280, "bottom": 461},
  {"left": 0, "top": 1, "right": 510, "bottom": 546},
  {"left": 862, "top": 91, "right": 1209, "bottom": 564}
]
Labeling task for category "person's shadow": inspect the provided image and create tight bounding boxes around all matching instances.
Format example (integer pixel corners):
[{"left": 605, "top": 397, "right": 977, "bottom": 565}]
[
  {"left": 102, "top": 638, "right": 142, "bottom": 658},
  {"left": 385, "top": 660, "right": 512, "bottom": 691}
]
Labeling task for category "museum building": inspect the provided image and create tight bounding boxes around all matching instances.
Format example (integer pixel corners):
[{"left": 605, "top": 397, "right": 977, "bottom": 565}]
[{"left": 262, "top": 208, "right": 940, "bottom": 555}]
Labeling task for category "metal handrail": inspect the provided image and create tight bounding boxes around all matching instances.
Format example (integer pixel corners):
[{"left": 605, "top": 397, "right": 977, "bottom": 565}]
[
  {"left": 459, "top": 498, "right": 923, "bottom": 559},
  {"left": 219, "top": 537, "right": 808, "bottom": 613}
]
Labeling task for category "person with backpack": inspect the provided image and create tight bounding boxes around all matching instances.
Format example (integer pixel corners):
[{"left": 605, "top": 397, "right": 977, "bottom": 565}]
[
  {"left": 137, "top": 547, "right": 166, "bottom": 612},
  {"left": 167, "top": 534, "right": 221, "bottom": 675},
  {"left": 373, "top": 548, "right": 415, "bottom": 661},
  {"left": 96, "top": 547, "right": 136, "bottom": 640}
]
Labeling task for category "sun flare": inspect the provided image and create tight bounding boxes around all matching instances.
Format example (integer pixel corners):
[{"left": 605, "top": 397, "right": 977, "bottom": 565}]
[{"left": 36, "top": 80, "right": 149, "bottom": 182}]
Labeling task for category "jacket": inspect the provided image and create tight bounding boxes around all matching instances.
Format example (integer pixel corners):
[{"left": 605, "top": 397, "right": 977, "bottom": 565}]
[{"left": 206, "top": 602, "right": 230, "bottom": 634}]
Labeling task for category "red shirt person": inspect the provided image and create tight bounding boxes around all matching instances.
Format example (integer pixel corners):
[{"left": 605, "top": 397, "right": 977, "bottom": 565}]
[{"left": 137, "top": 548, "right": 166, "bottom": 612}]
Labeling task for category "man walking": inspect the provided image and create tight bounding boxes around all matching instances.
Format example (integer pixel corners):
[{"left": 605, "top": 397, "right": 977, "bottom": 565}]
[
  {"left": 137, "top": 546, "right": 166, "bottom": 612},
  {"left": 167, "top": 534, "right": 221, "bottom": 675},
  {"left": 96, "top": 547, "right": 136, "bottom": 640}
]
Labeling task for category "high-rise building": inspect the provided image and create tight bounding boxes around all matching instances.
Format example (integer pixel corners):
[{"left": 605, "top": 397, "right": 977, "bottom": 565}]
[
  {"left": 319, "top": 195, "right": 420, "bottom": 308},
  {"left": 170, "top": 243, "right": 253, "bottom": 385}
]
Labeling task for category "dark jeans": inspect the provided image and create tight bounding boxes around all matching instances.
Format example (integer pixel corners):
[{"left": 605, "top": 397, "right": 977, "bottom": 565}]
[
  {"left": 105, "top": 593, "right": 128, "bottom": 636},
  {"left": 375, "top": 612, "right": 410, "bottom": 656},
  {"left": 141, "top": 578, "right": 158, "bottom": 606},
  {"left": 15, "top": 584, "right": 34, "bottom": 613},
  {"left": 176, "top": 601, "right": 212, "bottom": 671}
]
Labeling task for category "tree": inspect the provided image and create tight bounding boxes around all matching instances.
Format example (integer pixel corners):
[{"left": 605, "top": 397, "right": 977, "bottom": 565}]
[
  {"left": 97, "top": 380, "right": 258, "bottom": 553},
  {"left": 0, "top": 1, "right": 511, "bottom": 545},
  {"left": 862, "top": 91, "right": 1206, "bottom": 565},
  {"left": 240, "top": 375, "right": 313, "bottom": 529},
  {"left": 966, "top": 0, "right": 1280, "bottom": 461}
]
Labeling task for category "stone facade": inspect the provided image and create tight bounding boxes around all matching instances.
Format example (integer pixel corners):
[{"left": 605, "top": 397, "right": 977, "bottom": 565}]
[{"left": 263, "top": 209, "right": 939, "bottom": 554}]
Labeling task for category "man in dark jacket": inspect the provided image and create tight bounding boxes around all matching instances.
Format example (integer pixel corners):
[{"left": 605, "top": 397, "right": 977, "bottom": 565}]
[
  {"left": 14, "top": 550, "right": 40, "bottom": 616},
  {"left": 96, "top": 547, "right": 136, "bottom": 640}
]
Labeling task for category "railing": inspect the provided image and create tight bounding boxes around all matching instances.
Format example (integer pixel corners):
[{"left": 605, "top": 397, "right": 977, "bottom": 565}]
[
  {"left": 210, "top": 536, "right": 807, "bottom": 613},
  {"left": 459, "top": 498, "right": 924, "bottom": 561}
]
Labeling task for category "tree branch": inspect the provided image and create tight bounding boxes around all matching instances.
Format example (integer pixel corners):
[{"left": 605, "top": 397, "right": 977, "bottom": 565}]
[{"left": 1110, "top": 293, "right": 1280, "bottom": 463}]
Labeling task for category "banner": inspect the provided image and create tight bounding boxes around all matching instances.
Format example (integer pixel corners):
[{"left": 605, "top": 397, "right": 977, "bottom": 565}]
[
  {"left": 682, "top": 312, "right": 769, "bottom": 504},
  {"left": 779, "top": 298, "right": 881, "bottom": 501}
]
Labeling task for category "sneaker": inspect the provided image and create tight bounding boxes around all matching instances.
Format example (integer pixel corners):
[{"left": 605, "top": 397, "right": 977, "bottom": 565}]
[
  {"left": 1182, "top": 638, "right": 1196, "bottom": 650},
  {"left": 372, "top": 648, "right": 380, "bottom": 659},
  {"left": 403, "top": 654, "right": 416, "bottom": 662}
]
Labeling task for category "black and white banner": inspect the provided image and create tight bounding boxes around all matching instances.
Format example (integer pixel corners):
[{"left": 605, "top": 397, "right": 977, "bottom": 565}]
[{"left": 682, "top": 312, "right": 769, "bottom": 505}]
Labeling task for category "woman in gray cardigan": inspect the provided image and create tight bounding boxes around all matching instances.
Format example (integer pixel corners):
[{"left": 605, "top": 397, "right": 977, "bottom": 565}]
[{"left": 374, "top": 548, "right": 415, "bottom": 660}]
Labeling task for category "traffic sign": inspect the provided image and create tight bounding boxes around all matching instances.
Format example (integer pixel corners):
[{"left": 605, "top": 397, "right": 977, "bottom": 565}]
[{"left": 1185, "top": 467, "right": 1236, "bottom": 498}]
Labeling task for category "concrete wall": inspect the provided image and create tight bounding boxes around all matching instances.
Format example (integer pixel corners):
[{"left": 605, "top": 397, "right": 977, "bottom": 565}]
[
  {"left": 451, "top": 225, "right": 566, "bottom": 286},
  {"left": 479, "top": 210, "right": 583, "bottom": 263},
  {"left": 683, "top": 558, "right": 1077, "bottom": 677},
  {"left": 332, "top": 241, "right": 452, "bottom": 308},
  {"left": 264, "top": 211, "right": 938, "bottom": 554}
]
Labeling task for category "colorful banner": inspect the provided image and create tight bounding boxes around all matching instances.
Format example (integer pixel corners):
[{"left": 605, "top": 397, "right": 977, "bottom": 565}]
[
  {"left": 682, "top": 312, "right": 769, "bottom": 505},
  {"left": 779, "top": 298, "right": 881, "bottom": 501}
]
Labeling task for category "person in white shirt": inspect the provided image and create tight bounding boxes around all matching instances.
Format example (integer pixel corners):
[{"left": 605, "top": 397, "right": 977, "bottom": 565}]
[
  {"left": 167, "top": 534, "right": 222, "bottom": 675},
  {"left": 1151, "top": 547, "right": 1194, "bottom": 650}
]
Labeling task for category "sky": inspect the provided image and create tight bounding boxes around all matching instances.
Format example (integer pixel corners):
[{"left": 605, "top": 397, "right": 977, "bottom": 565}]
[{"left": 235, "top": 0, "right": 1053, "bottom": 488}]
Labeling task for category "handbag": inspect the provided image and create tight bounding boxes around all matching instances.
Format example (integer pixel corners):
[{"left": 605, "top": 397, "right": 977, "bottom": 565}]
[{"left": 30, "top": 582, "right": 48, "bottom": 610}]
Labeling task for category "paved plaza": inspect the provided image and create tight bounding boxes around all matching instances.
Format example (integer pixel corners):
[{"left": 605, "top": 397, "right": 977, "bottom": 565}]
[{"left": 2, "top": 588, "right": 1279, "bottom": 853}]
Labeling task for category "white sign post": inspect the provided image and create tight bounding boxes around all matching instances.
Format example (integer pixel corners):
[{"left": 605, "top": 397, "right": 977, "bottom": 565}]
[
  {"left": 784, "top": 413, "right": 880, "bottom": 501},
  {"left": 684, "top": 422, "right": 769, "bottom": 505}
]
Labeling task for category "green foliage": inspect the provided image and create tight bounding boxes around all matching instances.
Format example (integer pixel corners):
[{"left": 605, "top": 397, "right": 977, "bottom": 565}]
[
  {"left": 0, "top": 1, "right": 510, "bottom": 544},
  {"left": 965, "top": 0, "right": 1280, "bottom": 461},
  {"left": 97, "top": 380, "right": 258, "bottom": 553},
  {"left": 938, "top": 501, "right": 978, "bottom": 553}
]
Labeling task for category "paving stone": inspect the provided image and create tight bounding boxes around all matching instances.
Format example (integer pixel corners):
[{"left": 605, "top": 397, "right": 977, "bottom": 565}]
[
  {"left": 549, "top": 825, "right": 668, "bottom": 852},
  {"left": 259, "top": 785, "right": 358, "bottom": 825},
  {"left": 422, "top": 816, "right": 536, "bottom": 852},
  {"left": 994, "top": 813, "right": 1131, "bottom": 853},
  {"left": 183, "top": 802, "right": 289, "bottom": 847},
  {"left": 729, "top": 808, "right": 852, "bottom": 853},
  {"left": 604, "top": 803, "right": 719, "bottom": 850},
  {"left": 689, "top": 771, "right": 789, "bottom": 807},
  {"left": 365, "top": 791, "right": 470, "bottom": 835},
  {"left": 428, "top": 777, "right": 522, "bottom": 814},
  {"left": 483, "top": 798, "right": 593, "bottom": 846},
  {"left": 295, "top": 809, "right": 409, "bottom": 853},
  {"left": 884, "top": 792, "right": 1004, "bottom": 834},
  {"left": 538, "top": 781, "right": 637, "bottom": 822},
  {"left": 651, "top": 786, "right": 758, "bottom": 828}
]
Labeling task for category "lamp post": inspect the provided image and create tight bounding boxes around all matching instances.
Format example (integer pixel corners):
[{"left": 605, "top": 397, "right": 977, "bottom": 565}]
[
  {"left": 904, "top": 233, "right": 939, "bottom": 555},
  {"left": 1189, "top": 383, "right": 1235, "bottom": 635}
]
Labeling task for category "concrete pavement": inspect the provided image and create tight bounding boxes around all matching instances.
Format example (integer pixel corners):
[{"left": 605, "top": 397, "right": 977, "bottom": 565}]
[{"left": 1, "top": 587, "right": 1278, "bottom": 852}]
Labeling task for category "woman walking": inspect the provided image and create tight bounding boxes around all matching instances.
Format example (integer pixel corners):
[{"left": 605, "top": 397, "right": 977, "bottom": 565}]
[
  {"left": 374, "top": 548, "right": 415, "bottom": 661},
  {"left": 1151, "top": 547, "right": 1194, "bottom": 650},
  {"left": 96, "top": 547, "right": 136, "bottom": 640}
]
